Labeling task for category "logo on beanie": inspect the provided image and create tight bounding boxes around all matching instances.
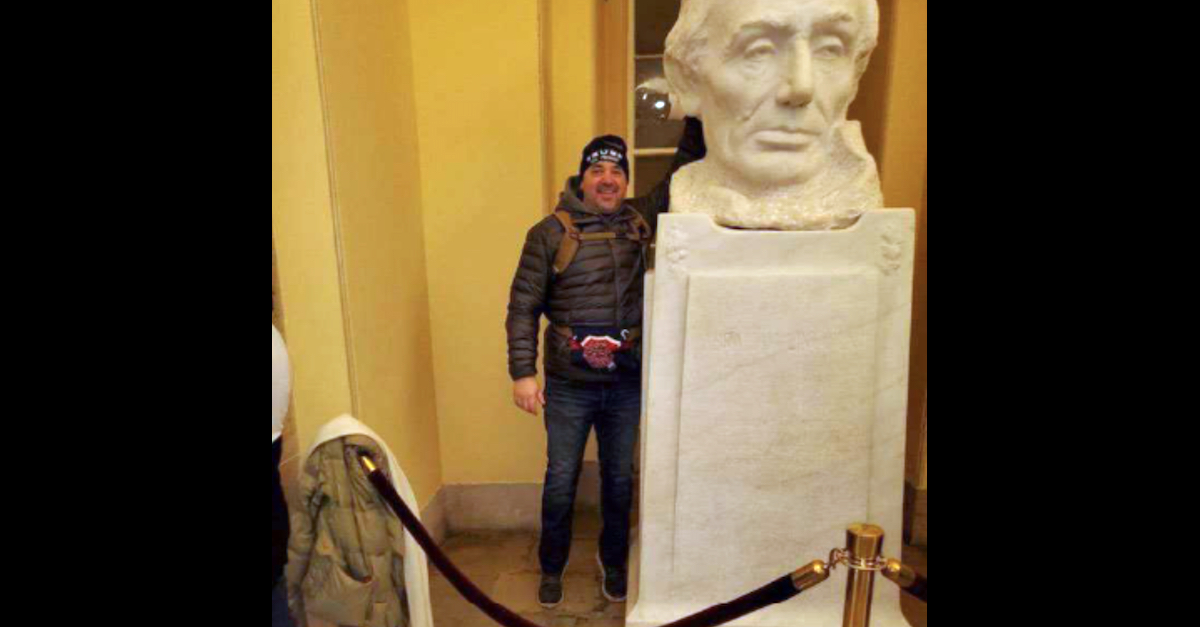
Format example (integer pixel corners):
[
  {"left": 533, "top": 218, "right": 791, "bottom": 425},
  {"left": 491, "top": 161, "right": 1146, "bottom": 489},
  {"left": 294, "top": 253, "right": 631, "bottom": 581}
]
[
  {"left": 580, "top": 135, "right": 629, "bottom": 178},
  {"left": 588, "top": 148, "right": 624, "bottom": 166}
]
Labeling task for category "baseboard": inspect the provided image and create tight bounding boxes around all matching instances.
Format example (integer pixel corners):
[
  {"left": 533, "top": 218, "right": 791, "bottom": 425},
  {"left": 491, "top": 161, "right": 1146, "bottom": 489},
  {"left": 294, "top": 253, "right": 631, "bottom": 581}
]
[
  {"left": 288, "top": 460, "right": 603, "bottom": 546},
  {"left": 420, "top": 487, "right": 449, "bottom": 547},
  {"left": 443, "top": 483, "right": 541, "bottom": 532},
  {"left": 441, "top": 460, "right": 603, "bottom": 533}
]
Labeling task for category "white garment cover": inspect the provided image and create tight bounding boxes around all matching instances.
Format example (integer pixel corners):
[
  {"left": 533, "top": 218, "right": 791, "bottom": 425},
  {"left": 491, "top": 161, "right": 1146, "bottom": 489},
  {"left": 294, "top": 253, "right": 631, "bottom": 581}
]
[{"left": 272, "top": 324, "right": 291, "bottom": 442}]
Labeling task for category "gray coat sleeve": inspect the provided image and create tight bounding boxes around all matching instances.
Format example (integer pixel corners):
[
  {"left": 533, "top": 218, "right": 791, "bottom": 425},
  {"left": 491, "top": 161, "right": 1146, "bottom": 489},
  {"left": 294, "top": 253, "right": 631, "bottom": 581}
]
[{"left": 505, "top": 222, "right": 554, "bottom": 380}]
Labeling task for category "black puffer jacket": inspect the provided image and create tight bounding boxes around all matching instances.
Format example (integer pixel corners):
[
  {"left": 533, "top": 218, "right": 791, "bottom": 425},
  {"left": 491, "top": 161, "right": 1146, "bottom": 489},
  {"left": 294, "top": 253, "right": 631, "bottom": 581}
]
[{"left": 506, "top": 119, "right": 706, "bottom": 383}]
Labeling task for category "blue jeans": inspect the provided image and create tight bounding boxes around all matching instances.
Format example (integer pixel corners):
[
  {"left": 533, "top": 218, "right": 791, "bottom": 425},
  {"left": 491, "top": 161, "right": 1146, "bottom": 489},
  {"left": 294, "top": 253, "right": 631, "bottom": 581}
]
[{"left": 539, "top": 377, "right": 641, "bottom": 575}]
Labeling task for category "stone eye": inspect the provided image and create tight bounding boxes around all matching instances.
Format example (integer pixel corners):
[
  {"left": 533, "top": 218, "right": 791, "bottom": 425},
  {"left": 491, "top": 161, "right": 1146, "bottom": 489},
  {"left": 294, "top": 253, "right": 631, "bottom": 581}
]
[
  {"left": 744, "top": 43, "right": 775, "bottom": 60},
  {"left": 814, "top": 39, "right": 847, "bottom": 59}
]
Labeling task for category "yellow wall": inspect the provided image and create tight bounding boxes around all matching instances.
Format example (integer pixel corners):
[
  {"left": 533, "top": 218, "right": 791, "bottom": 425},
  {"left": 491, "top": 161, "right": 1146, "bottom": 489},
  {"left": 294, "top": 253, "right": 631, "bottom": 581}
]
[
  {"left": 309, "top": 0, "right": 445, "bottom": 506},
  {"left": 847, "top": 0, "right": 894, "bottom": 170},
  {"left": 546, "top": 0, "right": 600, "bottom": 192},
  {"left": 878, "top": 0, "right": 928, "bottom": 211},
  {"left": 275, "top": 0, "right": 606, "bottom": 494},
  {"left": 545, "top": 0, "right": 605, "bottom": 464},
  {"left": 272, "top": 0, "right": 355, "bottom": 452},
  {"left": 408, "top": 0, "right": 553, "bottom": 485}
]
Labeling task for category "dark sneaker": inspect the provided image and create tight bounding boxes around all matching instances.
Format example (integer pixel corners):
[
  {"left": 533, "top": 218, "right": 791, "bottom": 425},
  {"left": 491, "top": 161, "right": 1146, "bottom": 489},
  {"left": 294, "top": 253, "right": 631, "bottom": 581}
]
[
  {"left": 538, "top": 573, "right": 564, "bottom": 608},
  {"left": 596, "top": 552, "right": 627, "bottom": 602}
]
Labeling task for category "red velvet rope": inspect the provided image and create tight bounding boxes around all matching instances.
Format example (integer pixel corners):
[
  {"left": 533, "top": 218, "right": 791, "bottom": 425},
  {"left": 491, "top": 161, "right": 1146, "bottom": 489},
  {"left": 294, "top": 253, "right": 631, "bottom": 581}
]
[{"left": 364, "top": 462, "right": 807, "bottom": 627}]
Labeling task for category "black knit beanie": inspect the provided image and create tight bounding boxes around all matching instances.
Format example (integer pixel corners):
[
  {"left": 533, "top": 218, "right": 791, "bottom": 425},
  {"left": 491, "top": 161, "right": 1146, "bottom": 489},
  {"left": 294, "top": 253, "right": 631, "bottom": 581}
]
[{"left": 579, "top": 135, "right": 629, "bottom": 179}]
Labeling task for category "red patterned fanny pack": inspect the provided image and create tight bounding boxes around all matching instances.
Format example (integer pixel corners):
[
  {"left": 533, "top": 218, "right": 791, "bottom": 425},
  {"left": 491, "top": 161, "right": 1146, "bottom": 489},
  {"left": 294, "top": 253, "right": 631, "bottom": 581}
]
[{"left": 555, "top": 325, "right": 641, "bottom": 373}]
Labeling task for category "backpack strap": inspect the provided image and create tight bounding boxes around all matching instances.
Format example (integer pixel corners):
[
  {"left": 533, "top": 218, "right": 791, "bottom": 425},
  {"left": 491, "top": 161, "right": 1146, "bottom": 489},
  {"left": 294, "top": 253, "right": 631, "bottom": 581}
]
[
  {"left": 626, "top": 209, "right": 653, "bottom": 242},
  {"left": 552, "top": 211, "right": 580, "bottom": 274},
  {"left": 552, "top": 208, "right": 653, "bottom": 274}
]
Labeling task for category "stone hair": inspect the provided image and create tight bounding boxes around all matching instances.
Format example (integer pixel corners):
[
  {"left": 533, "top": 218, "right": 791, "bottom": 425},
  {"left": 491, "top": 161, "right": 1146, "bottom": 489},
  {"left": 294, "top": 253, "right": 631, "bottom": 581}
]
[{"left": 664, "top": 0, "right": 880, "bottom": 114}]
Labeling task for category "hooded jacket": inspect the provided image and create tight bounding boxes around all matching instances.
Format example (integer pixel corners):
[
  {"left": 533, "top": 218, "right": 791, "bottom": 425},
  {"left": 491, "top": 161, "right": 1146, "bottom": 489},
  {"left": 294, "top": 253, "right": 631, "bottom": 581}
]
[
  {"left": 286, "top": 415, "right": 433, "bottom": 627},
  {"left": 506, "top": 118, "right": 706, "bottom": 384}
]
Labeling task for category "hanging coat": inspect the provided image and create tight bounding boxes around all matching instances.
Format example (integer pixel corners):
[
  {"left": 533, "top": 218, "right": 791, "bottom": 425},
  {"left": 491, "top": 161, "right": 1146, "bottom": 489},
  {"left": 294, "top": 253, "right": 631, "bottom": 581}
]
[{"left": 286, "top": 415, "right": 434, "bottom": 627}]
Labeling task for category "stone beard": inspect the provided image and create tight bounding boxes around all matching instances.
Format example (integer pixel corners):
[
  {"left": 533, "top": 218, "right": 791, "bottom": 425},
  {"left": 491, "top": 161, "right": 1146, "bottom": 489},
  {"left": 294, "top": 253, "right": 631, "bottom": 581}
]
[{"left": 665, "top": 0, "right": 884, "bottom": 230}]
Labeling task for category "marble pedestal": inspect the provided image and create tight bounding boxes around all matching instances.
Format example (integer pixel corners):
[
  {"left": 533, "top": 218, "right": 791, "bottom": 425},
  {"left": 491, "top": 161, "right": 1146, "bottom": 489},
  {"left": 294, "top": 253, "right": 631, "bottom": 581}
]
[{"left": 627, "top": 211, "right": 915, "bottom": 627}]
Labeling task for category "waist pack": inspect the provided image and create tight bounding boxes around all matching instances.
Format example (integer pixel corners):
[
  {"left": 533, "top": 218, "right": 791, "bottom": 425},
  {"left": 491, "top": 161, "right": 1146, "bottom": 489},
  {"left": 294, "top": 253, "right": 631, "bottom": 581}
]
[{"left": 555, "top": 325, "right": 641, "bottom": 373}]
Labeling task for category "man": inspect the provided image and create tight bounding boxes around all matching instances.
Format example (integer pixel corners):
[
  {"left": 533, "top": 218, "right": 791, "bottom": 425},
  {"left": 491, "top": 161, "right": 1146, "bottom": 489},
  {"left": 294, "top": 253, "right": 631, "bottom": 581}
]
[
  {"left": 506, "top": 122, "right": 704, "bottom": 607},
  {"left": 664, "top": 0, "right": 883, "bottom": 230}
]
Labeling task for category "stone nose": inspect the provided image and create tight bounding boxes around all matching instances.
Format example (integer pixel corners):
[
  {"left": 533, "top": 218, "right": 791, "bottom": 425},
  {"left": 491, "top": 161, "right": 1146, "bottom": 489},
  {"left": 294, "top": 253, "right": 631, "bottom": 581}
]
[{"left": 777, "top": 40, "right": 815, "bottom": 108}]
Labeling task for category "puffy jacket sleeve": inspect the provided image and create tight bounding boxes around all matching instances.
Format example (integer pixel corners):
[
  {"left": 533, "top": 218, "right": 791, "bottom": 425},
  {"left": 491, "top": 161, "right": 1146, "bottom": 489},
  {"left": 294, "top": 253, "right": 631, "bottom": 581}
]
[
  {"left": 629, "top": 116, "right": 707, "bottom": 233},
  {"left": 285, "top": 465, "right": 322, "bottom": 627},
  {"left": 506, "top": 221, "right": 554, "bottom": 380}
]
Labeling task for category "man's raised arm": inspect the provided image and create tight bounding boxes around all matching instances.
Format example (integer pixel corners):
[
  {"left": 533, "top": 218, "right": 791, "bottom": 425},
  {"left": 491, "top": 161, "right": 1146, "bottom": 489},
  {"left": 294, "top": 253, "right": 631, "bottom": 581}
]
[{"left": 629, "top": 116, "right": 707, "bottom": 231}]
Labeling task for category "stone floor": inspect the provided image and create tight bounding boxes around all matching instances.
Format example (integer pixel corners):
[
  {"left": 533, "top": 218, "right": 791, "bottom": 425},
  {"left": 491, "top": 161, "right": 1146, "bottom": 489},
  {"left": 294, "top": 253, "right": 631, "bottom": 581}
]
[{"left": 428, "top": 509, "right": 927, "bottom": 627}]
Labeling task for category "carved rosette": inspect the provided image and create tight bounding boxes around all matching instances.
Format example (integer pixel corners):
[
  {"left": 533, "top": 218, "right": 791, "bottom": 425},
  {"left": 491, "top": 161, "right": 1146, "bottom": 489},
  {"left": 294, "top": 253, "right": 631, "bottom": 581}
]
[
  {"left": 879, "top": 223, "right": 903, "bottom": 276},
  {"left": 663, "top": 224, "right": 690, "bottom": 274}
]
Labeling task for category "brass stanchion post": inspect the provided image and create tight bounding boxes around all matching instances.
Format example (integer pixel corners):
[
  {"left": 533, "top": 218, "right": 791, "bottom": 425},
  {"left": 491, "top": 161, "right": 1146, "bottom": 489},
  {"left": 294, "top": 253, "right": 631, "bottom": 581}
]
[{"left": 842, "top": 524, "right": 884, "bottom": 627}]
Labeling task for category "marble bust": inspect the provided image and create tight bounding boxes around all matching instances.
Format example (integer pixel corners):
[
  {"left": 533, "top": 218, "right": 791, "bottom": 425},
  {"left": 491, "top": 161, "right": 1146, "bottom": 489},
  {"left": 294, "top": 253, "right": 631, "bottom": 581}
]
[{"left": 665, "top": 0, "right": 883, "bottom": 230}]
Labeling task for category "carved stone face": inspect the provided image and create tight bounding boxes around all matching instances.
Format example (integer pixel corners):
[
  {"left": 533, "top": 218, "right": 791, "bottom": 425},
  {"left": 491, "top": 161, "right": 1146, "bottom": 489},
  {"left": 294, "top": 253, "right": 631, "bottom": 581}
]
[{"left": 670, "top": 0, "right": 872, "bottom": 190}]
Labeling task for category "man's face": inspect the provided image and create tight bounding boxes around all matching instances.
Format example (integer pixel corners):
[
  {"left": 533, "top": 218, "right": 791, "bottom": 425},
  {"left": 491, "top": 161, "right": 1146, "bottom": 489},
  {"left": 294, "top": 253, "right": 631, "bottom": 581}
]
[
  {"left": 580, "top": 161, "right": 628, "bottom": 213},
  {"left": 693, "top": 0, "right": 865, "bottom": 188}
]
